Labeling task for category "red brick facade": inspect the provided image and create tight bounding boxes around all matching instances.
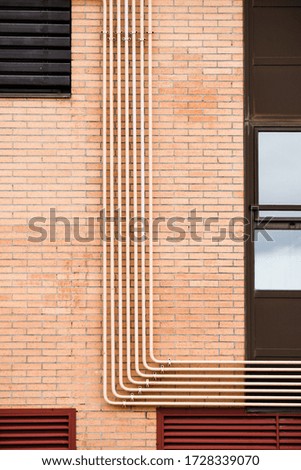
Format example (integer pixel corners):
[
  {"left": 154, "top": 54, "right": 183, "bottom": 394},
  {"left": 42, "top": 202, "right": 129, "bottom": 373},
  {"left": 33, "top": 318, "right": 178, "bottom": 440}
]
[{"left": 0, "top": 0, "right": 243, "bottom": 449}]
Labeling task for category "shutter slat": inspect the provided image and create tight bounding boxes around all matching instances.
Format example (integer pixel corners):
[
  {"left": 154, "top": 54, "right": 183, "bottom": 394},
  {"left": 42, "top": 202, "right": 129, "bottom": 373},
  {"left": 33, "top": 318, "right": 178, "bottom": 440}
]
[
  {"left": 164, "top": 425, "right": 277, "bottom": 431},
  {"left": 164, "top": 418, "right": 276, "bottom": 425},
  {"left": 0, "top": 37, "right": 70, "bottom": 47},
  {"left": 0, "top": 11, "right": 70, "bottom": 22},
  {"left": 0, "top": 418, "right": 69, "bottom": 424},
  {"left": 165, "top": 431, "right": 277, "bottom": 437},
  {"left": 1, "top": 439, "right": 68, "bottom": 445},
  {"left": 0, "top": 0, "right": 70, "bottom": 8},
  {"left": 165, "top": 438, "right": 277, "bottom": 444},
  {"left": 280, "top": 418, "right": 301, "bottom": 423},
  {"left": 0, "top": 75, "right": 70, "bottom": 87},
  {"left": 280, "top": 425, "right": 301, "bottom": 430},
  {"left": 1, "top": 426, "right": 69, "bottom": 431},
  {"left": 0, "top": 445, "right": 69, "bottom": 450},
  {"left": 0, "top": 49, "right": 70, "bottom": 61},
  {"left": 0, "top": 62, "right": 70, "bottom": 73},
  {"left": 0, "top": 23, "right": 70, "bottom": 34}
]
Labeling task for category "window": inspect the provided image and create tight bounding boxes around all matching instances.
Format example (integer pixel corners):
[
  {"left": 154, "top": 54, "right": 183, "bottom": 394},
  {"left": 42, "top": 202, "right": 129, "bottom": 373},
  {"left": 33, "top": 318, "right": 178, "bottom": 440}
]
[
  {"left": 258, "top": 132, "right": 301, "bottom": 207},
  {"left": 255, "top": 230, "right": 301, "bottom": 290},
  {"left": 245, "top": 1, "right": 301, "bottom": 359},
  {"left": 0, "top": 0, "right": 71, "bottom": 96}
]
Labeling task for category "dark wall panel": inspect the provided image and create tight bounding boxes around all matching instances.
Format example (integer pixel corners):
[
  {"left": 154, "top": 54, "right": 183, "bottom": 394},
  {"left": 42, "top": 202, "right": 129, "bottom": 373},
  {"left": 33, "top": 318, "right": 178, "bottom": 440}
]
[
  {"left": 253, "top": 8, "right": 301, "bottom": 60},
  {"left": 253, "top": 66, "right": 301, "bottom": 118},
  {"left": 248, "top": 1, "right": 301, "bottom": 118},
  {"left": 254, "top": 298, "right": 301, "bottom": 358}
]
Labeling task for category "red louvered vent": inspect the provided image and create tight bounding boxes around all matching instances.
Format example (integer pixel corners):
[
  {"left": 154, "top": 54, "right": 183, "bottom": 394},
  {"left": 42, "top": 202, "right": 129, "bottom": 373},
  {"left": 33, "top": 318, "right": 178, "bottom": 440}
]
[
  {"left": 157, "top": 409, "right": 301, "bottom": 450},
  {"left": 279, "top": 416, "right": 301, "bottom": 450},
  {"left": 0, "top": 409, "right": 76, "bottom": 450}
]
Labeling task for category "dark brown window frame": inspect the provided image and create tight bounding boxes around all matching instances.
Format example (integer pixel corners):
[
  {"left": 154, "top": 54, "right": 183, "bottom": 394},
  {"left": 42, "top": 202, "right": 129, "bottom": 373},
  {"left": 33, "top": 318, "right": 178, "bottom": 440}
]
[
  {"left": 244, "top": 0, "right": 301, "bottom": 360},
  {"left": 245, "top": 125, "right": 301, "bottom": 359}
]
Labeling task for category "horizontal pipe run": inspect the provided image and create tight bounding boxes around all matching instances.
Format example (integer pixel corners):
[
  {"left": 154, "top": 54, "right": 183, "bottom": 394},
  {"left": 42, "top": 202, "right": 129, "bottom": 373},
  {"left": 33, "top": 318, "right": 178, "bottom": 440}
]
[
  {"left": 104, "top": 398, "right": 301, "bottom": 407},
  {"left": 112, "top": 395, "right": 301, "bottom": 401},
  {"left": 132, "top": 388, "right": 301, "bottom": 393}
]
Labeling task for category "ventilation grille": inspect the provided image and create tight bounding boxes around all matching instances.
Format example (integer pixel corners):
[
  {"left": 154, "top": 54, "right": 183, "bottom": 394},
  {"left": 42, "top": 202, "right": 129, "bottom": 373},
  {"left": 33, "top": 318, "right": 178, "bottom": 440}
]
[
  {"left": 0, "top": 0, "right": 71, "bottom": 95},
  {"left": 0, "top": 409, "right": 76, "bottom": 450},
  {"left": 157, "top": 409, "right": 301, "bottom": 450},
  {"left": 279, "top": 416, "right": 301, "bottom": 449}
]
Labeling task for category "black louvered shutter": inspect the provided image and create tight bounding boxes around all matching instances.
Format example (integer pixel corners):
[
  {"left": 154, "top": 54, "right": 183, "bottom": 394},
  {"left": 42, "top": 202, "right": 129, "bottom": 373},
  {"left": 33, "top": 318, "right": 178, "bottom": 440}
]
[
  {"left": 157, "top": 409, "right": 301, "bottom": 450},
  {"left": 0, "top": 0, "right": 71, "bottom": 95},
  {"left": 0, "top": 409, "right": 76, "bottom": 449}
]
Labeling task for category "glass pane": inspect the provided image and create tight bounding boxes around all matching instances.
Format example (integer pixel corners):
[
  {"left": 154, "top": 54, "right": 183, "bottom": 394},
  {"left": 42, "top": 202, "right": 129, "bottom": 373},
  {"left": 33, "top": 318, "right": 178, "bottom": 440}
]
[
  {"left": 255, "top": 230, "right": 301, "bottom": 290},
  {"left": 258, "top": 132, "right": 301, "bottom": 206},
  {"left": 259, "top": 211, "right": 301, "bottom": 218}
]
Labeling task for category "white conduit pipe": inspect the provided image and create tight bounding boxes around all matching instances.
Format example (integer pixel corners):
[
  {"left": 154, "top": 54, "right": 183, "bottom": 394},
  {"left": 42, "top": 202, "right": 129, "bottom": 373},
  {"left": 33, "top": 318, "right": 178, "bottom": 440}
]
[
  {"left": 102, "top": 0, "right": 108, "bottom": 402},
  {"left": 147, "top": 0, "right": 156, "bottom": 367},
  {"left": 132, "top": 0, "right": 140, "bottom": 375},
  {"left": 109, "top": 0, "right": 117, "bottom": 396},
  {"left": 111, "top": 0, "right": 143, "bottom": 390},
  {"left": 140, "top": 0, "right": 147, "bottom": 370},
  {"left": 116, "top": 372, "right": 301, "bottom": 379},
  {"left": 116, "top": 0, "right": 141, "bottom": 392},
  {"left": 116, "top": 0, "right": 149, "bottom": 389},
  {"left": 107, "top": 395, "right": 301, "bottom": 401},
  {"left": 122, "top": 0, "right": 147, "bottom": 384},
  {"left": 117, "top": 0, "right": 127, "bottom": 391},
  {"left": 116, "top": 381, "right": 301, "bottom": 387},
  {"left": 140, "top": 6, "right": 301, "bottom": 370},
  {"left": 132, "top": 0, "right": 301, "bottom": 373},
  {"left": 111, "top": 375, "right": 301, "bottom": 391},
  {"left": 124, "top": 0, "right": 132, "bottom": 384},
  {"left": 107, "top": 0, "right": 141, "bottom": 393},
  {"left": 103, "top": 0, "right": 301, "bottom": 406}
]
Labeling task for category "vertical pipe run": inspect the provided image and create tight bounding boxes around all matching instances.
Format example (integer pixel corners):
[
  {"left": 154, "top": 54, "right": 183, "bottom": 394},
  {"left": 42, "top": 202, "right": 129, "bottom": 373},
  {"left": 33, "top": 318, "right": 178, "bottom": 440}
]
[
  {"left": 148, "top": 0, "right": 155, "bottom": 362},
  {"left": 132, "top": 0, "right": 139, "bottom": 372},
  {"left": 109, "top": 0, "right": 116, "bottom": 394},
  {"left": 125, "top": 0, "right": 132, "bottom": 380},
  {"left": 140, "top": 0, "right": 147, "bottom": 368},
  {"left": 117, "top": 0, "right": 123, "bottom": 384},
  {"left": 102, "top": 0, "right": 108, "bottom": 400}
]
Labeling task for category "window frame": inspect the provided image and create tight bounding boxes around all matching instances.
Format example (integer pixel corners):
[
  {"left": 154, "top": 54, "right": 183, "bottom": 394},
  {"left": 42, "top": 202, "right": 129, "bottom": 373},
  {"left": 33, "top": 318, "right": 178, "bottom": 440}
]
[{"left": 244, "top": 0, "right": 301, "bottom": 360}]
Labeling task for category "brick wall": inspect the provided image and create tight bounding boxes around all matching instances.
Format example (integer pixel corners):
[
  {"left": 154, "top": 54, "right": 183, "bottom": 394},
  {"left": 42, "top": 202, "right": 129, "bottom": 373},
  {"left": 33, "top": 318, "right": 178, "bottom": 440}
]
[
  {"left": 0, "top": 0, "right": 243, "bottom": 449},
  {"left": 152, "top": 0, "right": 244, "bottom": 362}
]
